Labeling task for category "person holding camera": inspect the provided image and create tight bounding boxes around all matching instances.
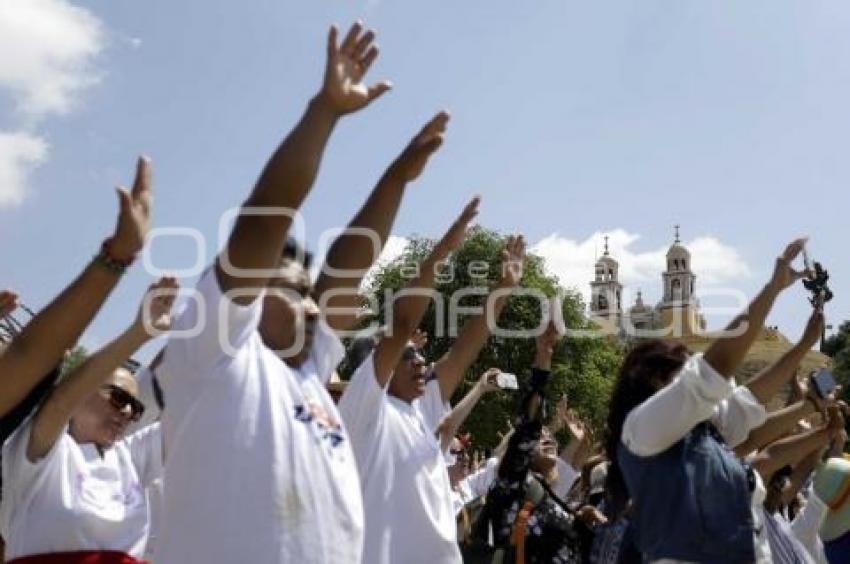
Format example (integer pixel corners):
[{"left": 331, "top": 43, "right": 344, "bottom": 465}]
[{"left": 606, "top": 239, "right": 811, "bottom": 563}]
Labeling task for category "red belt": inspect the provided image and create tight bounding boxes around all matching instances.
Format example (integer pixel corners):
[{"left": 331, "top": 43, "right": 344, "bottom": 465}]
[{"left": 8, "top": 551, "right": 147, "bottom": 564}]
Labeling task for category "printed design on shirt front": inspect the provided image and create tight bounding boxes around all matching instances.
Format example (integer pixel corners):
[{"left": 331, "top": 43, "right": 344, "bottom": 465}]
[
  {"left": 74, "top": 470, "right": 144, "bottom": 515},
  {"left": 294, "top": 395, "right": 346, "bottom": 451}
]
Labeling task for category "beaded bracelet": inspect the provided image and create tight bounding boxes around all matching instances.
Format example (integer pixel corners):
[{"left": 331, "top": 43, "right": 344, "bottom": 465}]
[{"left": 93, "top": 239, "right": 135, "bottom": 275}]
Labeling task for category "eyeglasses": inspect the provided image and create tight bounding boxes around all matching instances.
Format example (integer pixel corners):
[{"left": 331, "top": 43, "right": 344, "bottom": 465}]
[{"left": 102, "top": 385, "right": 145, "bottom": 422}]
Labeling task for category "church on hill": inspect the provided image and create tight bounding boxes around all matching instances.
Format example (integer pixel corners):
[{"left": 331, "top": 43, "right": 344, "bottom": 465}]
[
  {"left": 586, "top": 227, "right": 831, "bottom": 388},
  {"left": 588, "top": 226, "right": 706, "bottom": 338}
]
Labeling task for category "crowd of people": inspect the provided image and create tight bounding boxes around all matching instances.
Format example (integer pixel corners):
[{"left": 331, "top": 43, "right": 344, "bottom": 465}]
[{"left": 0, "top": 20, "right": 848, "bottom": 564}]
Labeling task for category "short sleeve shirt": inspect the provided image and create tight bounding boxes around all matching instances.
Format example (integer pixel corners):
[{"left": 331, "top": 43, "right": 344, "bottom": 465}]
[
  {"left": 0, "top": 420, "right": 162, "bottom": 560},
  {"left": 339, "top": 354, "right": 462, "bottom": 564},
  {"left": 154, "top": 268, "right": 364, "bottom": 564}
]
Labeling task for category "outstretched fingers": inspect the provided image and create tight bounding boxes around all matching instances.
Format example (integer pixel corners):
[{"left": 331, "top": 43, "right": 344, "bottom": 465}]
[{"left": 131, "top": 155, "right": 152, "bottom": 202}]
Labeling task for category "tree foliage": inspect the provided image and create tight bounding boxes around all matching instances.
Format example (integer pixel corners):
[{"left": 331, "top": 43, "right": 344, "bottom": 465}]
[
  {"left": 823, "top": 320, "right": 850, "bottom": 401},
  {"left": 60, "top": 346, "right": 88, "bottom": 381},
  {"left": 360, "top": 226, "right": 623, "bottom": 448}
]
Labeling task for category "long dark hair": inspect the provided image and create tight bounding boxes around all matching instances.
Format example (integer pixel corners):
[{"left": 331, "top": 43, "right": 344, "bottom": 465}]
[{"left": 605, "top": 340, "right": 690, "bottom": 514}]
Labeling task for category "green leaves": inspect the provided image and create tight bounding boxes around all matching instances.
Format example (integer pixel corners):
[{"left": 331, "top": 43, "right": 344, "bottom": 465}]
[{"left": 359, "top": 226, "right": 623, "bottom": 448}]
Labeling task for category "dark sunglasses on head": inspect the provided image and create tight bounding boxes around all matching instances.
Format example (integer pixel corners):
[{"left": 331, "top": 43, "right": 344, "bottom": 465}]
[{"left": 103, "top": 385, "right": 145, "bottom": 422}]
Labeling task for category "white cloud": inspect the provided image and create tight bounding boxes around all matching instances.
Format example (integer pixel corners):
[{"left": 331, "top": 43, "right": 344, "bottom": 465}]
[
  {"left": 0, "top": 132, "right": 48, "bottom": 206},
  {"left": 361, "top": 235, "right": 409, "bottom": 288},
  {"left": 0, "top": 0, "right": 104, "bottom": 119},
  {"left": 531, "top": 229, "right": 751, "bottom": 307},
  {"left": 0, "top": 0, "right": 105, "bottom": 207}
]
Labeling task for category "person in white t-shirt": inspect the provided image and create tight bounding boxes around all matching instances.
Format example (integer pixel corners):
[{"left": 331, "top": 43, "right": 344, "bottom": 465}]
[
  {"left": 152, "top": 21, "right": 455, "bottom": 564},
  {"left": 339, "top": 203, "right": 528, "bottom": 564},
  {"left": 1, "top": 278, "right": 176, "bottom": 564}
]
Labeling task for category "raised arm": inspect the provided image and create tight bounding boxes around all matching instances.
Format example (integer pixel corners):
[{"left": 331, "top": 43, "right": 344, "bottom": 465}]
[
  {"left": 217, "top": 22, "right": 391, "bottom": 303},
  {"left": 0, "top": 157, "right": 152, "bottom": 417},
  {"left": 371, "top": 198, "right": 480, "bottom": 386},
  {"left": 733, "top": 397, "right": 819, "bottom": 457},
  {"left": 432, "top": 235, "right": 526, "bottom": 402},
  {"left": 26, "top": 278, "right": 177, "bottom": 462},
  {"left": 703, "top": 239, "right": 808, "bottom": 377},
  {"left": 553, "top": 400, "right": 593, "bottom": 470},
  {"left": 751, "top": 405, "right": 844, "bottom": 481},
  {"left": 497, "top": 322, "right": 560, "bottom": 481},
  {"left": 436, "top": 368, "right": 500, "bottom": 451},
  {"left": 315, "top": 112, "right": 450, "bottom": 330},
  {"left": 745, "top": 308, "right": 823, "bottom": 405}
]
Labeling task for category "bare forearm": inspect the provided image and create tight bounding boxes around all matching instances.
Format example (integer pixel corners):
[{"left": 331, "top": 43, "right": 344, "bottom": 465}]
[
  {"left": 746, "top": 342, "right": 809, "bottom": 405},
  {"left": 28, "top": 323, "right": 150, "bottom": 461},
  {"left": 752, "top": 427, "right": 831, "bottom": 481},
  {"left": 436, "top": 282, "right": 511, "bottom": 398},
  {"left": 0, "top": 260, "right": 120, "bottom": 416},
  {"left": 315, "top": 168, "right": 407, "bottom": 303},
  {"left": 391, "top": 249, "right": 446, "bottom": 336},
  {"left": 704, "top": 283, "right": 779, "bottom": 377},
  {"left": 782, "top": 449, "right": 822, "bottom": 507},
  {"left": 221, "top": 96, "right": 338, "bottom": 291},
  {"left": 438, "top": 383, "right": 485, "bottom": 451},
  {"left": 734, "top": 401, "right": 814, "bottom": 456},
  {"left": 373, "top": 248, "right": 447, "bottom": 382}
]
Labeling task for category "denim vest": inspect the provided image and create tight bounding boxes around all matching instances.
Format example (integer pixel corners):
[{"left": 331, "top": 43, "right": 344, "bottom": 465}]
[{"left": 618, "top": 422, "right": 756, "bottom": 563}]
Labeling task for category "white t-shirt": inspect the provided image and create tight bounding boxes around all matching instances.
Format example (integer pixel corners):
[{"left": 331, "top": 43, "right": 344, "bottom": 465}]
[
  {"left": 155, "top": 268, "right": 363, "bottom": 564},
  {"left": 453, "top": 457, "right": 500, "bottom": 515},
  {"left": 553, "top": 458, "right": 580, "bottom": 500},
  {"left": 0, "top": 420, "right": 162, "bottom": 560},
  {"left": 339, "top": 354, "right": 462, "bottom": 564}
]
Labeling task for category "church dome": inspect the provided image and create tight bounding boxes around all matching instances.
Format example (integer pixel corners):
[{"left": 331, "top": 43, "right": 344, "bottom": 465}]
[
  {"left": 630, "top": 290, "right": 650, "bottom": 314},
  {"left": 596, "top": 253, "right": 618, "bottom": 267},
  {"left": 667, "top": 242, "right": 690, "bottom": 260},
  {"left": 666, "top": 225, "right": 691, "bottom": 266},
  {"left": 596, "top": 235, "right": 618, "bottom": 267}
]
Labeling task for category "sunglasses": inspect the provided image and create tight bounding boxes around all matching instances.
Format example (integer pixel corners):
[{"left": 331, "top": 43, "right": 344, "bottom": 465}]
[{"left": 102, "top": 385, "right": 145, "bottom": 422}]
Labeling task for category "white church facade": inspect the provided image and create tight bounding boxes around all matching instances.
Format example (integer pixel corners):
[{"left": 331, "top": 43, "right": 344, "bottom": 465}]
[{"left": 588, "top": 227, "right": 706, "bottom": 337}]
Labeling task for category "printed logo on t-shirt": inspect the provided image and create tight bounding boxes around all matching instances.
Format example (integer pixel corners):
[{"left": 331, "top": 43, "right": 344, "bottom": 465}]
[
  {"left": 74, "top": 471, "right": 144, "bottom": 515},
  {"left": 294, "top": 396, "right": 346, "bottom": 451}
]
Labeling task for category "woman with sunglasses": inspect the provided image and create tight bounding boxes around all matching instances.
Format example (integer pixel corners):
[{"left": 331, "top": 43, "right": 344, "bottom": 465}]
[{"left": 1, "top": 278, "right": 177, "bottom": 564}]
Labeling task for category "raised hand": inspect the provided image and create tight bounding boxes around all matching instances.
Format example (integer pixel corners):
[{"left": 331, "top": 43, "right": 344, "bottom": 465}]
[
  {"left": 565, "top": 410, "right": 589, "bottom": 443},
  {"left": 321, "top": 22, "right": 392, "bottom": 116},
  {"left": 437, "top": 196, "right": 480, "bottom": 253},
  {"left": 111, "top": 156, "right": 153, "bottom": 260},
  {"left": 500, "top": 235, "right": 527, "bottom": 288},
  {"left": 390, "top": 112, "right": 450, "bottom": 182},
  {"left": 411, "top": 328, "right": 428, "bottom": 351},
  {"left": 478, "top": 367, "right": 501, "bottom": 394},
  {"left": 769, "top": 238, "right": 809, "bottom": 293},
  {"left": 136, "top": 277, "right": 179, "bottom": 336},
  {"left": 0, "top": 290, "right": 18, "bottom": 318}
]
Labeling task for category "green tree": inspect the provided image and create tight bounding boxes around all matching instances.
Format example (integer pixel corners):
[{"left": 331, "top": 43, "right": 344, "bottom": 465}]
[
  {"left": 361, "top": 226, "right": 622, "bottom": 448},
  {"left": 823, "top": 320, "right": 850, "bottom": 401},
  {"left": 60, "top": 346, "right": 88, "bottom": 381}
]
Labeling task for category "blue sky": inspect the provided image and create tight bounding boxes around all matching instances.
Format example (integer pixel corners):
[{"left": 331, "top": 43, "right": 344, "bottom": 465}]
[{"left": 1, "top": 0, "right": 848, "bottom": 361}]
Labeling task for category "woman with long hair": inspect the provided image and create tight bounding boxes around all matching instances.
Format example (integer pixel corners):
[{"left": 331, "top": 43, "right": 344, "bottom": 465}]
[{"left": 604, "top": 239, "right": 822, "bottom": 563}]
